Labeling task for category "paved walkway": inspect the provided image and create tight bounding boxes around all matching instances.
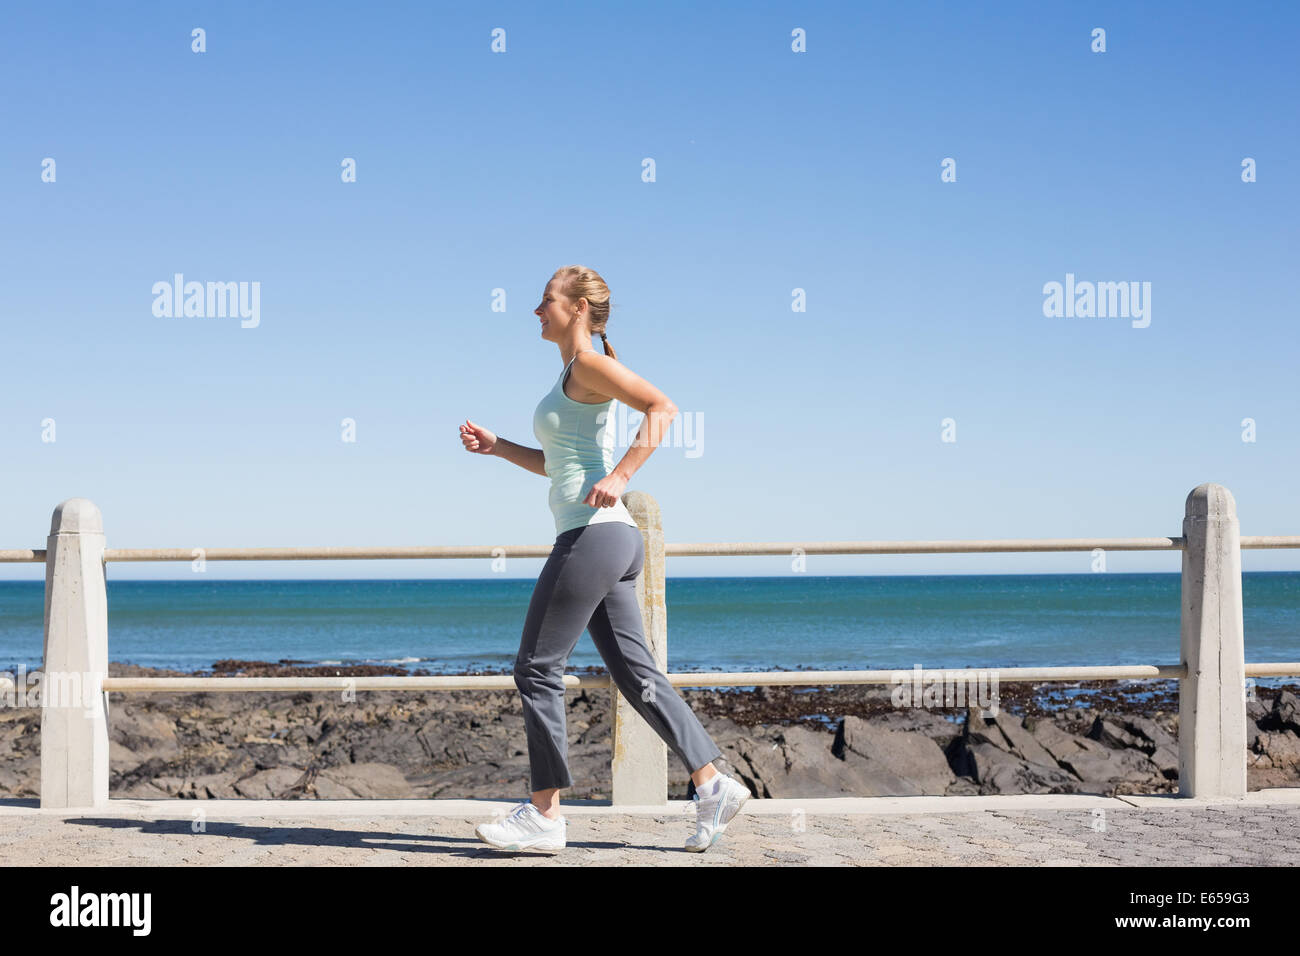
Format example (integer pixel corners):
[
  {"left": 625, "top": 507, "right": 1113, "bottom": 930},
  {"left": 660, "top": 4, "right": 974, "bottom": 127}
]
[{"left": 3, "top": 790, "right": 1298, "bottom": 866}]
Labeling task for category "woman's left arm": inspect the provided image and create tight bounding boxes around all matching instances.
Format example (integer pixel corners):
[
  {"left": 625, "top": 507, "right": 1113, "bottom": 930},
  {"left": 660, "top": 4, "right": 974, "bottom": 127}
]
[{"left": 570, "top": 352, "right": 678, "bottom": 508}]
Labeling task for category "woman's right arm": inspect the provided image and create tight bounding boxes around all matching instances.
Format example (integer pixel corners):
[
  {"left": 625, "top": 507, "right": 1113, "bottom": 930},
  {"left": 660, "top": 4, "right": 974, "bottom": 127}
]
[
  {"left": 461, "top": 419, "right": 548, "bottom": 477},
  {"left": 491, "top": 436, "right": 548, "bottom": 477}
]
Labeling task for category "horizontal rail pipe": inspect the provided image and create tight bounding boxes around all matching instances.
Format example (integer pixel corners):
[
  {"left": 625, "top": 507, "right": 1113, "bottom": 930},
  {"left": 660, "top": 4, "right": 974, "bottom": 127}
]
[
  {"left": 98, "top": 665, "right": 1196, "bottom": 694},
  {"left": 2, "top": 536, "right": 1299, "bottom": 564},
  {"left": 87, "top": 663, "right": 1300, "bottom": 694}
]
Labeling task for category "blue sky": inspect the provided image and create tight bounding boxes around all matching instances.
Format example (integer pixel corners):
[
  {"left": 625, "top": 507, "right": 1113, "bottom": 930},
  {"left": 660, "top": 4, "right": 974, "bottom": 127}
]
[{"left": 1, "top": 0, "right": 1296, "bottom": 579}]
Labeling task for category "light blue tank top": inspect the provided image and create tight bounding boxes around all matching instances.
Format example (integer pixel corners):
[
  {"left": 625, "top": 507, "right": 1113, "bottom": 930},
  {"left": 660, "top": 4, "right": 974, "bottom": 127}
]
[{"left": 532, "top": 352, "right": 639, "bottom": 536}]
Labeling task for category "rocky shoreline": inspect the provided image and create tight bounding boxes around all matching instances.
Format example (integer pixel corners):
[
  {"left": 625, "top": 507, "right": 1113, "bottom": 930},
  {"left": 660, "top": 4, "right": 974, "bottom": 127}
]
[{"left": 2, "top": 660, "right": 1298, "bottom": 801}]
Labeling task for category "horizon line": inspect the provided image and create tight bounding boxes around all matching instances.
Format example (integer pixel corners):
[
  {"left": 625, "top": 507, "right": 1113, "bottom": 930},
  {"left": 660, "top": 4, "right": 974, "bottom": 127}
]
[{"left": 4, "top": 569, "right": 1299, "bottom": 583}]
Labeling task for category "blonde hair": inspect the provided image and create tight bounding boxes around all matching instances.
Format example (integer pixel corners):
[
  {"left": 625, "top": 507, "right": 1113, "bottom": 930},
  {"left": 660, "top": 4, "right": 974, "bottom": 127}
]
[{"left": 552, "top": 264, "right": 618, "bottom": 361}]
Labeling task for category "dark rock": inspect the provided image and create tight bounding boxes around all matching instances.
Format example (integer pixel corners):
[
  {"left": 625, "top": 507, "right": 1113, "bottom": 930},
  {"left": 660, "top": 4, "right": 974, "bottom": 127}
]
[
  {"left": 1272, "top": 691, "right": 1300, "bottom": 735},
  {"left": 1087, "top": 714, "right": 1178, "bottom": 779},
  {"left": 950, "top": 708, "right": 1082, "bottom": 793},
  {"left": 970, "top": 742, "right": 1080, "bottom": 793},
  {"left": 1090, "top": 717, "right": 1142, "bottom": 750},
  {"left": 990, "top": 711, "right": 1060, "bottom": 767},
  {"left": 1252, "top": 730, "right": 1300, "bottom": 771},
  {"left": 725, "top": 725, "right": 844, "bottom": 798},
  {"left": 832, "top": 716, "right": 956, "bottom": 795}
]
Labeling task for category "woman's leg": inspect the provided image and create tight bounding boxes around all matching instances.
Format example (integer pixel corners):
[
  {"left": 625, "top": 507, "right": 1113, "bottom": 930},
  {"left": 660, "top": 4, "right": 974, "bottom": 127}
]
[
  {"left": 513, "top": 524, "right": 634, "bottom": 814},
  {"left": 585, "top": 526, "right": 726, "bottom": 782}
]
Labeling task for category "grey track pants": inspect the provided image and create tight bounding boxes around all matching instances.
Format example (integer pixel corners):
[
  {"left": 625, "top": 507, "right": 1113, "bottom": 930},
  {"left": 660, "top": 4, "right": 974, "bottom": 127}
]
[{"left": 513, "top": 520, "right": 724, "bottom": 792}]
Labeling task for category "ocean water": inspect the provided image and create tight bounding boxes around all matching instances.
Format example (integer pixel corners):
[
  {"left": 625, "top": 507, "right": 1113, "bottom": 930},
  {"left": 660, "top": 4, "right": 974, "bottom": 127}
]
[{"left": 0, "top": 573, "right": 1297, "bottom": 684}]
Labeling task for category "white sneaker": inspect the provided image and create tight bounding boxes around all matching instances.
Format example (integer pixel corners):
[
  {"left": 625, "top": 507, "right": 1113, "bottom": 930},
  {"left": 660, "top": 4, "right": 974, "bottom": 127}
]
[
  {"left": 475, "top": 801, "right": 567, "bottom": 853},
  {"left": 685, "top": 774, "right": 750, "bottom": 852}
]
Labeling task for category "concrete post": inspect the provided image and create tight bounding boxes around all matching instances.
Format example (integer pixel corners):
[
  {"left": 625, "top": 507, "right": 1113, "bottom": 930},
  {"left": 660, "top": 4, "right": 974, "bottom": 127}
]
[
  {"left": 1178, "top": 483, "right": 1247, "bottom": 799},
  {"left": 610, "top": 491, "right": 669, "bottom": 806},
  {"left": 41, "top": 498, "right": 111, "bottom": 808}
]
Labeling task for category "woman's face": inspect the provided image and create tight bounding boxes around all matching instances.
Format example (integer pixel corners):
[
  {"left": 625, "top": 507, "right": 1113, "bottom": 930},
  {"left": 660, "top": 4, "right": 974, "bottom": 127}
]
[{"left": 536, "top": 281, "right": 578, "bottom": 342}]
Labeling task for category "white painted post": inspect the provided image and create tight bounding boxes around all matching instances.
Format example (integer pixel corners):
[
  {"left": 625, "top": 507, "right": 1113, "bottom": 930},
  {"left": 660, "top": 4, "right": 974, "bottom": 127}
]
[
  {"left": 40, "top": 498, "right": 111, "bottom": 808},
  {"left": 1178, "top": 483, "right": 1247, "bottom": 799},
  {"left": 610, "top": 491, "right": 669, "bottom": 806}
]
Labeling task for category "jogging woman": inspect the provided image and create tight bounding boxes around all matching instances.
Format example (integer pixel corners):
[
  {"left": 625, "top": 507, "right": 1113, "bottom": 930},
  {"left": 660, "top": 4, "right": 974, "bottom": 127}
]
[{"left": 459, "top": 264, "right": 749, "bottom": 853}]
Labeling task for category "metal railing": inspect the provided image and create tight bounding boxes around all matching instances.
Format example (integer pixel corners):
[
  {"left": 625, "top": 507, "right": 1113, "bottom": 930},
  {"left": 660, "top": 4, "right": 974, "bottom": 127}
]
[{"left": 3, "top": 482, "right": 1298, "bottom": 808}]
